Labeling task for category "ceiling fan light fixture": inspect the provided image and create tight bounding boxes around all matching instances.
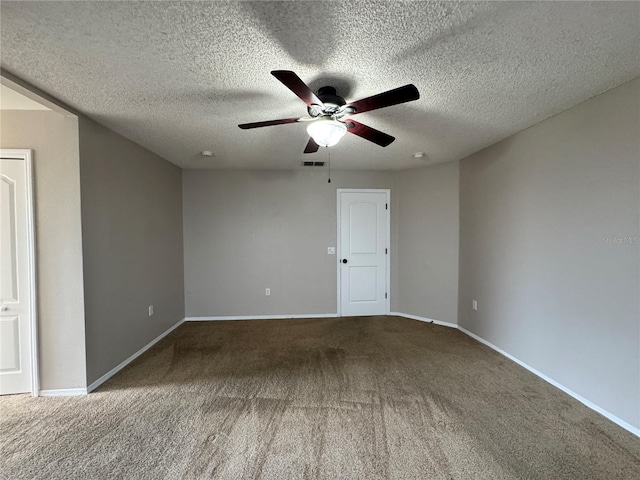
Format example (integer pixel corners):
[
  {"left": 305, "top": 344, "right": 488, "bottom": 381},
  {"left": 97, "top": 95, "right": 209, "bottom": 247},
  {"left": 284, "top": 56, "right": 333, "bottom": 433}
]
[{"left": 306, "top": 118, "right": 347, "bottom": 147}]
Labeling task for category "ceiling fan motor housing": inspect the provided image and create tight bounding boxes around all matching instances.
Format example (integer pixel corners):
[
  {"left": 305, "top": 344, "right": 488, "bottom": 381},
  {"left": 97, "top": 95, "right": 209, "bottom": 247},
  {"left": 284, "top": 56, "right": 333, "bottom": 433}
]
[{"left": 316, "top": 86, "right": 346, "bottom": 110}]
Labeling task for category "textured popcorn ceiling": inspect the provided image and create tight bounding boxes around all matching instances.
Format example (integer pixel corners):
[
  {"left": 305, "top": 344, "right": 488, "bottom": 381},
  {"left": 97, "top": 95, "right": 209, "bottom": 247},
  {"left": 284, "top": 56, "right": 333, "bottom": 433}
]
[{"left": 1, "top": 1, "right": 639, "bottom": 170}]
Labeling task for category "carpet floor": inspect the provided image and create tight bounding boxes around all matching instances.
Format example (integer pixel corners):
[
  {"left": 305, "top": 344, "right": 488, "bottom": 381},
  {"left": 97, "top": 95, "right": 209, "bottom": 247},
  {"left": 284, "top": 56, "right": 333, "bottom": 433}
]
[{"left": 1, "top": 316, "right": 639, "bottom": 479}]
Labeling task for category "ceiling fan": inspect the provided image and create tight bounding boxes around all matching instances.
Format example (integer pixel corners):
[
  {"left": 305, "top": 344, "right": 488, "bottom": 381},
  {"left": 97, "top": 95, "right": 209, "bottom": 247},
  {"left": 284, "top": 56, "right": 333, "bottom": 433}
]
[{"left": 238, "top": 70, "right": 420, "bottom": 153}]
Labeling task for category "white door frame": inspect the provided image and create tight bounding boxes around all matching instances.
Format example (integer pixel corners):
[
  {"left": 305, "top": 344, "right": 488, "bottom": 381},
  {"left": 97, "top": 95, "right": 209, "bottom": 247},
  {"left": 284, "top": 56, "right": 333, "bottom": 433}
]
[
  {"left": 336, "top": 188, "right": 391, "bottom": 317},
  {"left": 1, "top": 149, "right": 39, "bottom": 396}
]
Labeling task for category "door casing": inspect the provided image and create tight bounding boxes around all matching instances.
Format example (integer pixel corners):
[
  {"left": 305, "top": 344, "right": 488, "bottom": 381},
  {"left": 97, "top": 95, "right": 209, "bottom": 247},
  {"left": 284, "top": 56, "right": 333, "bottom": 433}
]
[{"left": 336, "top": 188, "right": 391, "bottom": 317}]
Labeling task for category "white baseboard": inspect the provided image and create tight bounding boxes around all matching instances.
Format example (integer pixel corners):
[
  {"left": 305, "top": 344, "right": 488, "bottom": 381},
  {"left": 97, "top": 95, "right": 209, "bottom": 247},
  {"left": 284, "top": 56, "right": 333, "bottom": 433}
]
[
  {"left": 390, "top": 313, "right": 639, "bottom": 437},
  {"left": 39, "top": 388, "right": 88, "bottom": 396},
  {"left": 185, "top": 313, "right": 338, "bottom": 321},
  {"left": 457, "top": 326, "right": 640, "bottom": 438},
  {"left": 87, "top": 318, "right": 185, "bottom": 393},
  {"left": 390, "top": 311, "right": 458, "bottom": 329}
]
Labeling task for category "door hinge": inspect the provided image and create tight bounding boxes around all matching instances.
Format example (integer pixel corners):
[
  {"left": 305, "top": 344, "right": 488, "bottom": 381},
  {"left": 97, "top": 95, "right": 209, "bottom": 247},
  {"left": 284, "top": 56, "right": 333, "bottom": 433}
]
[
  {"left": 385, "top": 248, "right": 388, "bottom": 254},
  {"left": 385, "top": 292, "right": 388, "bottom": 299},
  {"left": 385, "top": 203, "right": 388, "bottom": 210}
]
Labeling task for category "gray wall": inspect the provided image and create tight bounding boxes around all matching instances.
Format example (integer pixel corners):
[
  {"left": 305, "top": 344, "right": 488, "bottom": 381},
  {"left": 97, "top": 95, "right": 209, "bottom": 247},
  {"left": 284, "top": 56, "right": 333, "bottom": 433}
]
[
  {"left": 458, "top": 78, "right": 640, "bottom": 429},
  {"left": 396, "top": 161, "right": 459, "bottom": 324},
  {"left": 183, "top": 169, "right": 398, "bottom": 317},
  {"left": 79, "top": 117, "right": 184, "bottom": 385},
  {"left": 1, "top": 110, "right": 87, "bottom": 390}
]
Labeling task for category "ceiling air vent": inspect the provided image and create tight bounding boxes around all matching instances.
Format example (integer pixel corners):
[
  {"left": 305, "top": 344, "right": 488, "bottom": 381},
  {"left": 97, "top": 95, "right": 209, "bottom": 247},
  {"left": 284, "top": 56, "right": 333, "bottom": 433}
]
[{"left": 302, "top": 161, "right": 325, "bottom": 167}]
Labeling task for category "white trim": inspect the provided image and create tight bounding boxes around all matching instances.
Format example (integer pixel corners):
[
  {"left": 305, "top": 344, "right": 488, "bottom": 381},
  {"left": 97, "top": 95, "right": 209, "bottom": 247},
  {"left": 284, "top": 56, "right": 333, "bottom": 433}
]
[
  {"left": 385, "top": 192, "right": 391, "bottom": 316},
  {"left": 39, "top": 388, "right": 87, "bottom": 396},
  {"left": 0, "top": 76, "right": 77, "bottom": 118},
  {"left": 458, "top": 326, "right": 640, "bottom": 438},
  {"left": 0, "top": 150, "right": 39, "bottom": 397},
  {"left": 336, "top": 190, "right": 341, "bottom": 316},
  {"left": 336, "top": 188, "right": 391, "bottom": 317},
  {"left": 186, "top": 313, "right": 338, "bottom": 322},
  {"left": 390, "top": 312, "right": 458, "bottom": 329},
  {"left": 25, "top": 151, "right": 39, "bottom": 398},
  {"left": 336, "top": 189, "right": 342, "bottom": 316},
  {"left": 87, "top": 318, "right": 185, "bottom": 393},
  {"left": 390, "top": 313, "right": 638, "bottom": 437}
]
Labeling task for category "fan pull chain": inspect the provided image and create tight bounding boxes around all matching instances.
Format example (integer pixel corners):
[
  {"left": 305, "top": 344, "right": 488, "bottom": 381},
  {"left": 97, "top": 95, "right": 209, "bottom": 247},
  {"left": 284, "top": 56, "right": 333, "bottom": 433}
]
[{"left": 327, "top": 148, "right": 331, "bottom": 183}]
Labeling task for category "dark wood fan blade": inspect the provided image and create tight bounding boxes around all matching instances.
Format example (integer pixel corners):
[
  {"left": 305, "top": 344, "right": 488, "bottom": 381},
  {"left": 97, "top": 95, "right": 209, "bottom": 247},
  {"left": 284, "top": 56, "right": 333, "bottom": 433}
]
[
  {"left": 346, "top": 120, "right": 395, "bottom": 147},
  {"left": 238, "top": 117, "right": 301, "bottom": 129},
  {"left": 304, "top": 137, "right": 320, "bottom": 154},
  {"left": 271, "top": 70, "right": 323, "bottom": 107},
  {"left": 346, "top": 84, "right": 419, "bottom": 115}
]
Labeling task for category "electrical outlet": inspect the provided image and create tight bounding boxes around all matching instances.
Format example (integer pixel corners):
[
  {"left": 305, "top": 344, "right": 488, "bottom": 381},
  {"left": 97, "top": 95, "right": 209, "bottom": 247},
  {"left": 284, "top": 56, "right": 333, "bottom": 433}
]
[
  {"left": 472, "top": 300, "right": 478, "bottom": 311},
  {"left": 148, "top": 305, "right": 154, "bottom": 316},
  {"left": 265, "top": 288, "right": 271, "bottom": 296}
]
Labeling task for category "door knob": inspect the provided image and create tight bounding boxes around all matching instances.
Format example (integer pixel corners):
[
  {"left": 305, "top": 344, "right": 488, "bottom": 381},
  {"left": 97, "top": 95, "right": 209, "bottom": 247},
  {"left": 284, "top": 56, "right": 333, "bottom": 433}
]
[
  {"left": 0, "top": 306, "right": 7, "bottom": 311},
  {"left": 342, "top": 259, "right": 348, "bottom": 264}
]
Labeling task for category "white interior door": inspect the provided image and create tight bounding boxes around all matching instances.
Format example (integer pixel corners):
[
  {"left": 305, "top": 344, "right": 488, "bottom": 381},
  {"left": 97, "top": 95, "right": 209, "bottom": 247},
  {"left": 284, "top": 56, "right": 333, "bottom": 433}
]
[
  {"left": 0, "top": 151, "right": 36, "bottom": 395},
  {"left": 338, "top": 190, "right": 389, "bottom": 316}
]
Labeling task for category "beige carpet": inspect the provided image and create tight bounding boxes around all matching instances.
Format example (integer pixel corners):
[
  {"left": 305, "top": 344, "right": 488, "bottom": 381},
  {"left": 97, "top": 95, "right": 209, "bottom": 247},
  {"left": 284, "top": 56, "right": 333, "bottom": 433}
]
[{"left": 1, "top": 316, "right": 638, "bottom": 479}]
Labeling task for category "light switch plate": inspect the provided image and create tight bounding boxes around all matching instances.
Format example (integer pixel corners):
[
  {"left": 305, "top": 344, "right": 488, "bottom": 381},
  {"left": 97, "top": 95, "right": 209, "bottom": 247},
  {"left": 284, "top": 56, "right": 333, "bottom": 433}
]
[{"left": 327, "top": 247, "right": 336, "bottom": 255}]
